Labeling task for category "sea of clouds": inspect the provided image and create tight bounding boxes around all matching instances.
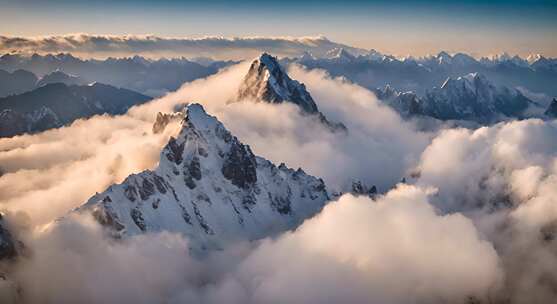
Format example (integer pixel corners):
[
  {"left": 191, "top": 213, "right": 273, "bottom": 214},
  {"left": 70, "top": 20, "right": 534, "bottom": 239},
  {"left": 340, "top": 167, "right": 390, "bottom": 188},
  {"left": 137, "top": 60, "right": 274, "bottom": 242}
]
[{"left": 0, "top": 61, "right": 556, "bottom": 303}]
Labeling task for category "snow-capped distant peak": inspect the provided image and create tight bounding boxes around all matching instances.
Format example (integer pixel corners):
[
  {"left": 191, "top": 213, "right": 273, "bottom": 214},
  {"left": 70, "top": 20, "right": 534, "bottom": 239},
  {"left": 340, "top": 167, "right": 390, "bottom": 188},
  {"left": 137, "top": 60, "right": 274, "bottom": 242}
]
[
  {"left": 461, "top": 72, "right": 485, "bottom": 83},
  {"left": 299, "top": 51, "right": 315, "bottom": 61},
  {"left": 366, "top": 49, "right": 384, "bottom": 61},
  {"left": 424, "top": 72, "right": 533, "bottom": 123},
  {"left": 527, "top": 54, "right": 544, "bottom": 64},
  {"left": 437, "top": 51, "right": 452, "bottom": 64},
  {"left": 36, "top": 70, "right": 87, "bottom": 87},
  {"left": 441, "top": 72, "right": 487, "bottom": 91},
  {"left": 325, "top": 48, "right": 355, "bottom": 61}
]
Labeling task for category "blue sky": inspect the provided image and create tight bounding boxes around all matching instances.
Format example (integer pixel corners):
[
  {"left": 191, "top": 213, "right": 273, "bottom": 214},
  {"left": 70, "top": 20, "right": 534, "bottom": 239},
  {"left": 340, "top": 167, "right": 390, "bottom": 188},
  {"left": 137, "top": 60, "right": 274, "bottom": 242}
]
[{"left": 1, "top": 0, "right": 556, "bottom": 56}]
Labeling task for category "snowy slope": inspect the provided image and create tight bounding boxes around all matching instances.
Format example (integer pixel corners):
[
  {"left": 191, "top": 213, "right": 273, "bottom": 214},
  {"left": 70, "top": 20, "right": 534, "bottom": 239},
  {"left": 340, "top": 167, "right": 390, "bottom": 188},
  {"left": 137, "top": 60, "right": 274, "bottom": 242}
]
[{"left": 78, "top": 104, "right": 329, "bottom": 250}]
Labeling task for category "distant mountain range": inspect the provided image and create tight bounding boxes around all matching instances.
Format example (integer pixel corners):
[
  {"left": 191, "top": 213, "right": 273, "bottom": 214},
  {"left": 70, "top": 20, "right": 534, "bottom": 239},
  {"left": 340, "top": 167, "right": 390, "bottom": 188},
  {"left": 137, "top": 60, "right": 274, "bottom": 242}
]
[
  {"left": 0, "top": 69, "right": 37, "bottom": 97},
  {"left": 0, "top": 82, "right": 151, "bottom": 138},
  {"left": 374, "top": 73, "right": 548, "bottom": 123},
  {"left": 0, "top": 53, "right": 236, "bottom": 96},
  {"left": 284, "top": 48, "right": 557, "bottom": 98}
]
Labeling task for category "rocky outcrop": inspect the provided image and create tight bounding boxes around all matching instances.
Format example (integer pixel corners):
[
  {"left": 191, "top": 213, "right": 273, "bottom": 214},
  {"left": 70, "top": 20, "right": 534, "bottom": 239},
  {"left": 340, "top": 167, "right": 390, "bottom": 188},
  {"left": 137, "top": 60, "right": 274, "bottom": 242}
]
[
  {"left": 237, "top": 53, "right": 319, "bottom": 113},
  {"left": 221, "top": 138, "right": 257, "bottom": 189},
  {"left": 0, "top": 215, "right": 17, "bottom": 261},
  {"left": 234, "top": 53, "right": 346, "bottom": 132},
  {"left": 152, "top": 111, "right": 185, "bottom": 134},
  {"left": 351, "top": 180, "right": 377, "bottom": 198}
]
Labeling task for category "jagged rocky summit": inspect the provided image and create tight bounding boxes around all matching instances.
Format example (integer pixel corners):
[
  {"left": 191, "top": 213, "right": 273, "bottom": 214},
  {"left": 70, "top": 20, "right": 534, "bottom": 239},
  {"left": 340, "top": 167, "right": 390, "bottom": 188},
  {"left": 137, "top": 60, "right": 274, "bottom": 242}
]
[
  {"left": 234, "top": 53, "right": 346, "bottom": 131},
  {"left": 79, "top": 103, "right": 329, "bottom": 250}
]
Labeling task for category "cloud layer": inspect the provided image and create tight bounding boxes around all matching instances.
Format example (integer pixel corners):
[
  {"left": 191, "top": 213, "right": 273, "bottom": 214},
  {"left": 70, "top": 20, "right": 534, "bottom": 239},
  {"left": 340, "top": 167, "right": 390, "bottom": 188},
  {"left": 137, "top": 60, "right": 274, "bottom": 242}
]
[
  {"left": 411, "top": 119, "right": 557, "bottom": 303},
  {"left": 0, "top": 60, "right": 556, "bottom": 303},
  {"left": 9, "top": 186, "right": 502, "bottom": 304},
  {"left": 0, "top": 34, "right": 366, "bottom": 59}
]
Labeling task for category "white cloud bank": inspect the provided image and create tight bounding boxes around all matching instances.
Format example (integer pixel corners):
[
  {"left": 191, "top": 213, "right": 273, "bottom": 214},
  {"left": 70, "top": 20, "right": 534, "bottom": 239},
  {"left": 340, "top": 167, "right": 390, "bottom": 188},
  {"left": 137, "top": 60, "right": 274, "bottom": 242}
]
[
  {"left": 0, "top": 34, "right": 367, "bottom": 60},
  {"left": 412, "top": 119, "right": 557, "bottom": 303},
  {"left": 9, "top": 186, "right": 502, "bottom": 304}
]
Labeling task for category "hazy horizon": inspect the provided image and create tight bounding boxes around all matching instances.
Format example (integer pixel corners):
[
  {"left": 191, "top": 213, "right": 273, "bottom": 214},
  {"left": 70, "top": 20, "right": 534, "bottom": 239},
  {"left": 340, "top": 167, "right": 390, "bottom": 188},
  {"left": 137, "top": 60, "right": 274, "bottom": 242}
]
[{"left": 1, "top": 0, "right": 556, "bottom": 58}]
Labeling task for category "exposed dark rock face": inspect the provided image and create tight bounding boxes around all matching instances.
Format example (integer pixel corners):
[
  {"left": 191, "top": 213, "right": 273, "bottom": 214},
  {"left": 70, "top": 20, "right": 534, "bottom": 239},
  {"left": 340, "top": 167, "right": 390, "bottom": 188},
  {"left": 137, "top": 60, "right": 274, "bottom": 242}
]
[
  {"left": 165, "top": 137, "right": 185, "bottom": 165},
  {"left": 0, "top": 215, "right": 17, "bottom": 260},
  {"left": 91, "top": 200, "right": 125, "bottom": 232},
  {"left": 124, "top": 185, "right": 137, "bottom": 202},
  {"left": 221, "top": 139, "right": 257, "bottom": 189},
  {"left": 351, "top": 180, "right": 377, "bottom": 198},
  {"left": 187, "top": 156, "right": 202, "bottom": 181},
  {"left": 268, "top": 191, "right": 292, "bottom": 215},
  {"left": 138, "top": 178, "right": 156, "bottom": 201},
  {"left": 131, "top": 209, "right": 146, "bottom": 232},
  {"left": 153, "top": 175, "right": 168, "bottom": 194}
]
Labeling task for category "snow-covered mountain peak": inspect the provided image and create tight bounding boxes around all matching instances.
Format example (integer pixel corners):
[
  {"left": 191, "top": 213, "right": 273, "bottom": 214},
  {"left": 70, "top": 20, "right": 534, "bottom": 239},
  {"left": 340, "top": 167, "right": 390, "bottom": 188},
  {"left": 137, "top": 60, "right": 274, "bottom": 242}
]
[
  {"left": 36, "top": 69, "right": 86, "bottom": 87},
  {"left": 236, "top": 53, "right": 318, "bottom": 113},
  {"left": 235, "top": 53, "right": 346, "bottom": 132},
  {"left": 324, "top": 48, "right": 356, "bottom": 62},
  {"left": 437, "top": 51, "right": 452, "bottom": 64},
  {"left": 182, "top": 103, "right": 219, "bottom": 133},
  {"left": 423, "top": 73, "right": 533, "bottom": 122},
  {"left": 299, "top": 51, "right": 315, "bottom": 62},
  {"left": 451, "top": 53, "right": 478, "bottom": 66},
  {"left": 259, "top": 53, "right": 282, "bottom": 73},
  {"left": 461, "top": 72, "right": 489, "bottom": 85},
  {"left": 441, "top": 72, "right": 489, "bottom": 92},
  {"left": 527, "top": 53, "right": 544, "bottom": 64},
  {"left": 77, "top": 103, "right": 329, "bottom": 249}
]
